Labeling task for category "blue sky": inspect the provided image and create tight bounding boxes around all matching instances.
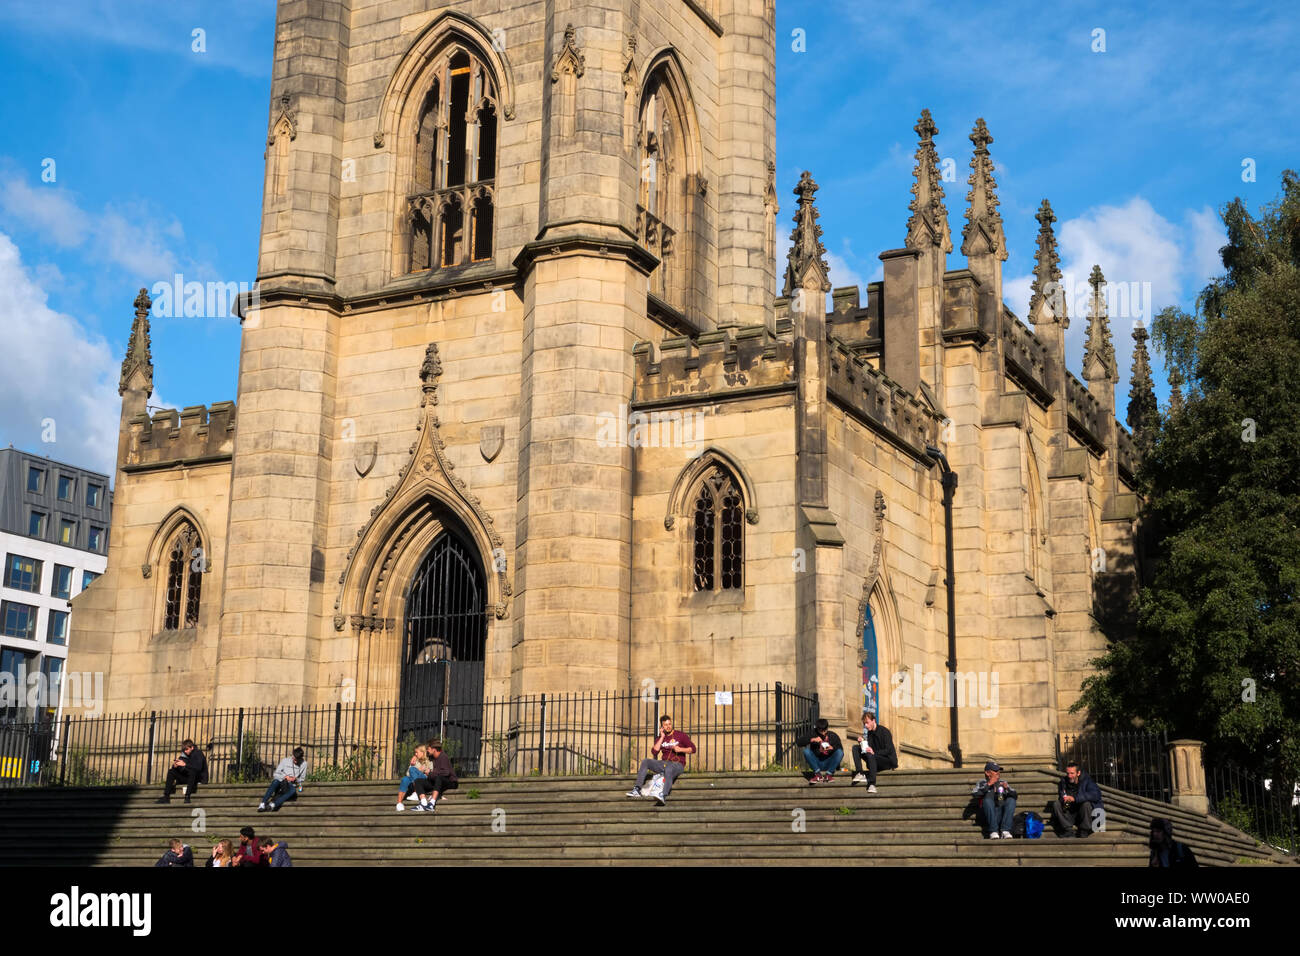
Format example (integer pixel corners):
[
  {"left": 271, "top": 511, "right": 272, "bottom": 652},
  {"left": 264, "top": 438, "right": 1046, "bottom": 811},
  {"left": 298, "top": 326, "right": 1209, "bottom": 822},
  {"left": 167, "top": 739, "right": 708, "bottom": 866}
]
[{"left": 1, "top": 0, "right": 1297, "bottom": 478}]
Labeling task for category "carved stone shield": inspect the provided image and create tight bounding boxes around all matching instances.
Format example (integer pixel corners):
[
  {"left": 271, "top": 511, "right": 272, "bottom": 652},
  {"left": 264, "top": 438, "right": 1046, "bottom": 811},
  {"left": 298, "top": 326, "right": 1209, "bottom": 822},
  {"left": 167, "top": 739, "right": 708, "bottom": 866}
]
[
  {"left": 354, "top": 440, "right": 377, "bottom": 477},
  {"left": 480, "top": 425, "right": 504, "bottom": 462}
]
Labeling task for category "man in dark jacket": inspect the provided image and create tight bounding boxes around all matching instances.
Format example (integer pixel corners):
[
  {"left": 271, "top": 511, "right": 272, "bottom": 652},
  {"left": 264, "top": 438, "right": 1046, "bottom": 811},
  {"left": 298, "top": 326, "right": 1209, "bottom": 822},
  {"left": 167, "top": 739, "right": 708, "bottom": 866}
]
[
  {"left": 1149, "top": 817, "right": 1199, "bottom": 867},
  {"left": 848, "top": 711, "right": 897, "bottom": 792},
  {"left": 797, "top": 718, "right": 844, "bottom": 783},
  {"left": 1052, "top": 761, "right": 1103, "bottom": 837},
  {"left": 157, "top": 739, "right": 207, "bottom": 804},
  {"left": 154, "top": 839, "right": 193, "bottom": 867},
  {"left": 259, "top": 836, "right": 293, "bottom": 867}
]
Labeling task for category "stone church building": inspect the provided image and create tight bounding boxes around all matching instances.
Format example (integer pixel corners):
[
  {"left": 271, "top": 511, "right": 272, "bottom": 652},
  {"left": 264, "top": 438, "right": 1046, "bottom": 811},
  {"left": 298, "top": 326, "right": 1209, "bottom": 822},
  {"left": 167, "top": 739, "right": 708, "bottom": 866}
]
[{"left": 68, "top": 0, "right": 1148, "bottom": 767}]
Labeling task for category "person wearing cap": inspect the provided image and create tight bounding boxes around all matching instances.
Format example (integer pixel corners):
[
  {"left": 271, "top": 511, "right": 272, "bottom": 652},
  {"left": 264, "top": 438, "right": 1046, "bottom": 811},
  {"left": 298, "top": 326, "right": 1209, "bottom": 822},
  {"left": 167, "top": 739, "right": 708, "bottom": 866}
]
[
  {"left": 1148, "top": 817, "right": 1198, "bottom": 867},
  {"left": 796, "top": 718, "right": 844, "bottom": 784},
  {"left": 259, "top": 747, "right": 309, "bottom": 812},
  {"left": 848, "top": 711, "right": 897, "bottom": 792},
  {"left": 964, "top": 760, "right": 1018, "bottom": 839}
]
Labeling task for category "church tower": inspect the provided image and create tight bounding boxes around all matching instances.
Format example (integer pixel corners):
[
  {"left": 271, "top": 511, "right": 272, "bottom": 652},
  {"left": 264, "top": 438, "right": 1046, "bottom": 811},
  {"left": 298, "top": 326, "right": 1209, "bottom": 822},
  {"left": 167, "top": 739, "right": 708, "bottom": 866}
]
[{"left": 218, "top": 0, "right": 777, "bottom": 705}]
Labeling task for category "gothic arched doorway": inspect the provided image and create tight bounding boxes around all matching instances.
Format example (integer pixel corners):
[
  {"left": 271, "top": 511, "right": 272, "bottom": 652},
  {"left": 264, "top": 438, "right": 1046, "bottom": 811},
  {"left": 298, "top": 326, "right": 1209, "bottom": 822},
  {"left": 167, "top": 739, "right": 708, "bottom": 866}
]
[{"left": 399, "top": 529, "right": 488, "bottom": 773}]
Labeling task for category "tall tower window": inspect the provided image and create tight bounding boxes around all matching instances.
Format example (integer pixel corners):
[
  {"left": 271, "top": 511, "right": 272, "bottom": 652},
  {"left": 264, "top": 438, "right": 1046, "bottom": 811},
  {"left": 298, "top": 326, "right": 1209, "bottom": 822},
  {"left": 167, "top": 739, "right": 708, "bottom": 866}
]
[
  {"left": 163, "top": 521, "right": 203, "bottom": 630},
  {"left": 408, "top": 47, "right": 499, "bottom": 273},
  {"left": 636, "top": 63, "right": 698, "bottom": 319},
  {"left": 691, "top": 467, "right": 744, "bottom": 592}
]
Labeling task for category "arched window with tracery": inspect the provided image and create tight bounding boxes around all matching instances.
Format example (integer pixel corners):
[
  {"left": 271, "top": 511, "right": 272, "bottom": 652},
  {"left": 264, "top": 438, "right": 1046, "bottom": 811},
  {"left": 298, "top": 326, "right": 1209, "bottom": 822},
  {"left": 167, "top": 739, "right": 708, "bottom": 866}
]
[
  {"left": 408, "top": 46, "right": 499, "bottom": 272},
  {"left": 163, "top": 521, "right": 203, "bottom": 630},
  {"left": 691, "top": 467, "right": 744, "bottom": 592},
  {"left": 636, "top": 63, "right": 696, "bottom": 316}
]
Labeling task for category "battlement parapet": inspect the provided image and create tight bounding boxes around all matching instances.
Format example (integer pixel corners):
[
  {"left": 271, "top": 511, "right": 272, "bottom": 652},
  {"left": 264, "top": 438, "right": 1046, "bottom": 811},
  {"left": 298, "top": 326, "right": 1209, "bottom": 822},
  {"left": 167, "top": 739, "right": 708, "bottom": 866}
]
[
  {"left": 123, "top": 401, "right": 236, "bottom": 471},
  {"left": 827, "top": 334, "right": 940, "bottom": 460},
  {"left": 632, "top": 325, "right": 794, "bottom": 408}
]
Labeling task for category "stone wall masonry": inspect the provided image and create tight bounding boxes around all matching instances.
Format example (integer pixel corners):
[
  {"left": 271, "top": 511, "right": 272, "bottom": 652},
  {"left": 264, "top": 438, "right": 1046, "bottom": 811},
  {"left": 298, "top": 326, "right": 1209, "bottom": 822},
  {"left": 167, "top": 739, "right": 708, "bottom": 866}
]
[
  {"left": 66, "top": 461, "right": 232, "bottom": 715},
  {"left": 630, "top": 398, "right": 797, "bottom": 692}
]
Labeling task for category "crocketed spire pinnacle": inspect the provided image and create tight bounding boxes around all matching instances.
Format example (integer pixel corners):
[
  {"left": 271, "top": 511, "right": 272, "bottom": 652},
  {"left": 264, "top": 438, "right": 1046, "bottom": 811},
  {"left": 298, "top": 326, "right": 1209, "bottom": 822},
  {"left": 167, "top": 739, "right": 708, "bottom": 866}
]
[
  {"left": 118, "top": 288, "right": 154, "bottom": 396},
  {"left": 1028, "top": 200, "right": 1066, "bottom": 326},
  {"left": 960, "top": 118, "right": 1006, "bottom": 261},
  {"left": 783, "top": 170, "right": 831, "bottom": 296},
  {"left": 1083, "top": 265, "right": 1117, "bottom": 382},
  {"left": 905, "top": 109, "right": 951, "bottom": 254},
  {"left": 1127, "top": 322, "right": 1158, "bottom": 451}
]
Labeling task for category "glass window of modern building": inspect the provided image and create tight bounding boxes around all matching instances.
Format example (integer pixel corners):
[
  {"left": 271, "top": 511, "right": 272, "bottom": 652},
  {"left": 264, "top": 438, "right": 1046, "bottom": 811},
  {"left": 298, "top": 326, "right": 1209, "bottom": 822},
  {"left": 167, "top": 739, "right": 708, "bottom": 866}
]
[
  {"left": 28, "top": 512, "right": 46, "bottom": 537},
  {"left": 57, "top": 475, "right": 74, "bottom": 501},
  {"left": 52, "top": 565, "right": 73, "bottom": 599},
  {"left": 26, "top": 467, "right": 44, "bottom": 494},
  {"left": 47, "top": 610, "right": 69, "bottom": 646},
  {"left": 40, "top": 655, "right": 63, "bottom": 713},
  {"left": 86, "top": 483, "right": 103, "bottom": 508},
  {"left": 1, "top": 601, "right": 38, "bottom": 640},
  {"left": 88, "top": 527, "right": 104, "bottom": 552},
  {"left": 0, "top": 647, "right": 37, "bottom": 718},
  {"left": 82, "top": 570, "right": 99, "bottom": 590},
  {"left": 4, "top": 554, "right": 42, "bottom": 593},
  {"left": 59, "top": 519, "right": 75, "bottom": 545}
]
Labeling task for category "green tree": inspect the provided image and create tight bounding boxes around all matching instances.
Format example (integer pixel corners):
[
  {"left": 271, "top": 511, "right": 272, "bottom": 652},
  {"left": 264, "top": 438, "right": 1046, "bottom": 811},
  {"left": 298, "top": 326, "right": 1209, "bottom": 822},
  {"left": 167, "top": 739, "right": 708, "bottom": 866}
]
[{"left": 1076, "top": 172, "right": 1300, "bottom": 788}]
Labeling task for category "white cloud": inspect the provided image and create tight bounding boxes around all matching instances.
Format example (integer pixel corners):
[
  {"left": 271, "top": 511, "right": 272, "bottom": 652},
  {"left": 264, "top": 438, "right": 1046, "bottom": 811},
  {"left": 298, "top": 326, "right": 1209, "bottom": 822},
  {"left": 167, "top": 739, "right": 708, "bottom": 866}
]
[
  {"left": 0, "top": 174, "right": 183, "bottom": 279},
  {"left": 0, "top": 177, "right": 84, "bottom": 247},
  {"left": 0, "top": 231, "right": 121, "bottom": 476}
]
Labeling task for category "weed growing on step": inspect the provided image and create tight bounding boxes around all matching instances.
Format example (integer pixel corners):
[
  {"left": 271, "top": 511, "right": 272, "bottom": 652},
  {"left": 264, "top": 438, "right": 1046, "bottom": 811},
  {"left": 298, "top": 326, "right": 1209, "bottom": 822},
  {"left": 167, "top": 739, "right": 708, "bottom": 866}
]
[
  {"left": 60, "top": 748, "right": 138, "bottom": 787},
  {"left": 466, "top": 788, "right": 481, "bottom": 799},
  {"left": 306, "top": 745, "right": 382, "bottom": 782},
  {"left": 835, "top": 806, "right": 855, "bottom": 816}
]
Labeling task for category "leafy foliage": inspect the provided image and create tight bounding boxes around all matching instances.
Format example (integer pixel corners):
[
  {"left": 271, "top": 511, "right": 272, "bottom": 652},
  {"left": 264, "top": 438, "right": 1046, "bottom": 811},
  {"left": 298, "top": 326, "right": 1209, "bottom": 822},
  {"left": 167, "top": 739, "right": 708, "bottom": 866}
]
[{"left": 1076, "top": 172, "right": 1300, "bottom": 790}]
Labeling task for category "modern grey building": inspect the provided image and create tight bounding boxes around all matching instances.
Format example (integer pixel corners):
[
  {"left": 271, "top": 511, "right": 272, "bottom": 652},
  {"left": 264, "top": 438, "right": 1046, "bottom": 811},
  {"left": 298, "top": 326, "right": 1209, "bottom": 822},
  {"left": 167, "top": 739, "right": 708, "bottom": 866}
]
[{"left": 0, "top": 447, "right": 112, "bottom": 724}]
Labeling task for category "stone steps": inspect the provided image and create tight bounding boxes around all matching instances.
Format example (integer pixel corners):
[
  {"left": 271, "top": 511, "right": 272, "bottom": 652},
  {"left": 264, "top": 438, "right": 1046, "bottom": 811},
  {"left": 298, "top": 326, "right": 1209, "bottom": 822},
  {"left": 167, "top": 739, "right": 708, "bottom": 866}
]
[{"left": 0, "top": 769, "right": 1289, "bottom": 867}]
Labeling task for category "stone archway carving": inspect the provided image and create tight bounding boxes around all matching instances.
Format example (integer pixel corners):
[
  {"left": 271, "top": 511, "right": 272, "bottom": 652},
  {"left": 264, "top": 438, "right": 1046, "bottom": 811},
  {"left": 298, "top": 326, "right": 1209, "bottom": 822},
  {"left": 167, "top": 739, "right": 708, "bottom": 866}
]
[{"left": 333, "top": 342, "right": 510, "bottom": 637}]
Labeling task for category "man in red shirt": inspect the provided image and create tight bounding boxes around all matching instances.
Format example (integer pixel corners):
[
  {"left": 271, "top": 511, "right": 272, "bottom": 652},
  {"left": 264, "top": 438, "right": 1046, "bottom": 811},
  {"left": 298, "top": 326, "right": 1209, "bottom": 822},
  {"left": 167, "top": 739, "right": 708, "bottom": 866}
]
[{"left": 626, "top": 715, "right": 695, "bottom": 806}]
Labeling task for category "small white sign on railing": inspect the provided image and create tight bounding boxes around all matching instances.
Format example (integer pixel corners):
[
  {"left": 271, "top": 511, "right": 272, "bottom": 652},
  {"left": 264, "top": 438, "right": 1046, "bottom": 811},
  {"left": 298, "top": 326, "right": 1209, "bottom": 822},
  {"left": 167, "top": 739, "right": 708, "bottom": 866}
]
[{"left": 714, "top": 691, "right": 733, "bottom": 706}]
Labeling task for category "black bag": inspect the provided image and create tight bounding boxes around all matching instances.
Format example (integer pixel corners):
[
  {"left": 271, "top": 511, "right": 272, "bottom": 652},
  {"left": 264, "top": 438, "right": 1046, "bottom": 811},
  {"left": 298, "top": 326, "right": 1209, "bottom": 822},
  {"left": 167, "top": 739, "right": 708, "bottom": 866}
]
[{"left": 1011, "top": 811, "right": 1027, "bottom": 838}]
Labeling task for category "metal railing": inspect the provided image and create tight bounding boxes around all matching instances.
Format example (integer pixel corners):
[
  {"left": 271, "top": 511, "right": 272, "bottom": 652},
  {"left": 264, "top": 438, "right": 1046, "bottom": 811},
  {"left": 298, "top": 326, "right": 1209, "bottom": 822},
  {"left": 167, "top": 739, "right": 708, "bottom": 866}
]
[
  {"left": 0, "top": 683, "right": 816, "bottom": 789},
  {"left": 1207, "top": 761, "right": 1298, "bottom": 856},
  {"left": 1057, "top": 730, "right": 1171, "bottom": 802}
]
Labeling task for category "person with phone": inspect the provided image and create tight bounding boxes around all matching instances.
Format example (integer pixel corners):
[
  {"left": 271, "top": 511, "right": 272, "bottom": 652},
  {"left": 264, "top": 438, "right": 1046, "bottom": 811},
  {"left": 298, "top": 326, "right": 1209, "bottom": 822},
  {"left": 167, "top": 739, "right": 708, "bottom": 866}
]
[
  {"left": 156, "top": 739, "right": 207, "bottom": 804},
  {"left": 626, "top": 714, "right": 695, "bottom": 805},
  {"left": 259, "top": 747, "right": 309, "bottom": 812}
]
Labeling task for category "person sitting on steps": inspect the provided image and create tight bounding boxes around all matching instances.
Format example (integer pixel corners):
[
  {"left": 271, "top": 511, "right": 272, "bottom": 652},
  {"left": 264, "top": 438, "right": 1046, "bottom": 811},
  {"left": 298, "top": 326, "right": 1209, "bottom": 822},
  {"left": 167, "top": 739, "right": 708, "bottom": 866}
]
[
  {"left": 402, "top": 738, "right": 459, "bottom": 813},
  {"left": 963, "top": 760, "right": 1018, "bottom": 839},
  {"left": 797, "top": 718, "right": 844, "bottom": 784},
  {"left": 259, "top": 747, "right": 308, "bottom": 813},
  {"left": 157, "top": 739, "right": 207, "bottom": 804},
  {"left": 394, "top": 744, "right": 432, "bottom": 812},
  {"left": 1052, "top": 760, "right": 1103, "bottom": 838},
  {"left": 626, "top": 714, "right": 696, "bottom": 806},
  {"left": 848, "top": 710, "right": 897, "bottom": 792}
]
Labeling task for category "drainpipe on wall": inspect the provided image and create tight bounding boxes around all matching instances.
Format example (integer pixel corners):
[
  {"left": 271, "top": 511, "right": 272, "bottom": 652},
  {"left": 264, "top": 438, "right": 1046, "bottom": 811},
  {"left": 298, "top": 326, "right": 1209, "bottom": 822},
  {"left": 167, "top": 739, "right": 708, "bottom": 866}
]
[{"left": 926, "top": 445, "right": 963, "bottom": 769}]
